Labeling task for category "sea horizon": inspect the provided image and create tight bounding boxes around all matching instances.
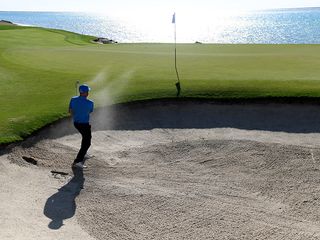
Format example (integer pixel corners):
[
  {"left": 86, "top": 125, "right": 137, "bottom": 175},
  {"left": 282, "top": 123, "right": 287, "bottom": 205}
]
[{"left": 1, "top": 7, "right": 320, "bottom": 44}]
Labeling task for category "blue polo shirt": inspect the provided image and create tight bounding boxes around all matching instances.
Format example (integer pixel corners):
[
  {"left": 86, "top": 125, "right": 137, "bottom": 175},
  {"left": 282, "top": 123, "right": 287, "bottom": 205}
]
[{"left": 69, "top": 96, "right": 94, "bottom": 124}]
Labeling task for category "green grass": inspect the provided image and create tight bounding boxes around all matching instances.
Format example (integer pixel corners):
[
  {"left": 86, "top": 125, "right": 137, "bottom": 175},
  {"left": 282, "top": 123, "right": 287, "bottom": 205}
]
[{"left": 1, "top": 25, "right": 320, "bottom": 143}]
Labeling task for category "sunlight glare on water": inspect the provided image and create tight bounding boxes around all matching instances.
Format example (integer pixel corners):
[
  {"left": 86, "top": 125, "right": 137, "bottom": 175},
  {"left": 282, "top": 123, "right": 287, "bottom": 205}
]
[{"left": 1, "top": 8, "right": 320, "bottom": 43}]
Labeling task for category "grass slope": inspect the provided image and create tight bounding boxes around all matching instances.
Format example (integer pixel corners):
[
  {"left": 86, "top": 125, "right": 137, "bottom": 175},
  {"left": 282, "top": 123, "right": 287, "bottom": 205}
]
[{"left": 1, "top": 25, "right": 320, "bottom": 143}]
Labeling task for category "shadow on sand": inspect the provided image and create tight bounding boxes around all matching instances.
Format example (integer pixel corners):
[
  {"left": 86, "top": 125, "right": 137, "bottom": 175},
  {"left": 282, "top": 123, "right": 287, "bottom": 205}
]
[
  {"left": 32, "top": 98, "right": 320, "bottom": 142},
  {"left": 43, "top": 167, "right": 84, "bottom": 230}
]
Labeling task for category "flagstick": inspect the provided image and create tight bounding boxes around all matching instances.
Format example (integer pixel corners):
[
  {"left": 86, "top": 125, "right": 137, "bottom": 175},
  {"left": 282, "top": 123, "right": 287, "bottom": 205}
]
[{"left": 173, "top": 13, "right": 181, "bottom": 97}]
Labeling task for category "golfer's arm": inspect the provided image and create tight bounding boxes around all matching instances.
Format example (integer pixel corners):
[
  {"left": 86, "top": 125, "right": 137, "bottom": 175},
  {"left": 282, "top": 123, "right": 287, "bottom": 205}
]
[{"left": 69, "top": 108, "right": 73, "bottom": 116}]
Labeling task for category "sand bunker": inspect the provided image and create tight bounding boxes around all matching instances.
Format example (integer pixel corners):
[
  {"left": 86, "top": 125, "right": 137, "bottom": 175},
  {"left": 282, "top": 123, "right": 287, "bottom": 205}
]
[{"left": 2, "top": 99, "right": 320, "bottom": 239}]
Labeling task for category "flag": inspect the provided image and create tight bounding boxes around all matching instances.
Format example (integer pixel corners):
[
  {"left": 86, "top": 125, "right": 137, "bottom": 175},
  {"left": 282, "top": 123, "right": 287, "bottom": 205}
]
[{"left": 172, "top": 13, "right": 175, "bottom": 24}]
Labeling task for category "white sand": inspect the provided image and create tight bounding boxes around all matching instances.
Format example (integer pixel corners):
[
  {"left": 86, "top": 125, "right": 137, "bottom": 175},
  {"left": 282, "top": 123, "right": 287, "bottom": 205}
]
[{"left": 2, "top": 100, "right": 320, "bottom": 239}]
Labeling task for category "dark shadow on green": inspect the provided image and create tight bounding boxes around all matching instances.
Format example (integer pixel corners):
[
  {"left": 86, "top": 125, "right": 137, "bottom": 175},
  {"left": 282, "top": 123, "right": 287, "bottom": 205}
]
[{"left": 3, "top": 98, "right": 320, "bottom": 152}]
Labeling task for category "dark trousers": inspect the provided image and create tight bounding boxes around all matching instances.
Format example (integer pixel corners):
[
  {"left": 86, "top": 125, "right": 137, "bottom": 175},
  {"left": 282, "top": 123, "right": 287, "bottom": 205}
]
[{"left": 74, "top": 122, "right": 92, "bottom": 163}]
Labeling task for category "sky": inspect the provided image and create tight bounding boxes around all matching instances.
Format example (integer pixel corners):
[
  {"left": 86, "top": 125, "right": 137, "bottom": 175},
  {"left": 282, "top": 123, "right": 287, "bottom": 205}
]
[{"left": 1, "top": 0, "right": 320, "bottom": 14}]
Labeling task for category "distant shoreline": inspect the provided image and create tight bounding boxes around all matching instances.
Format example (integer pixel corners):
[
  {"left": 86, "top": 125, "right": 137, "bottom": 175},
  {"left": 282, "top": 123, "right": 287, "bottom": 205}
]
[
  {"left": 1, "top": 7, "right": 320, "bottom": 13},
  {"left": 0, "top": 19, "right": 16, "bottom": 26},
  {"left": 1, "top": 9, "right": 320, "bottom": 43}
]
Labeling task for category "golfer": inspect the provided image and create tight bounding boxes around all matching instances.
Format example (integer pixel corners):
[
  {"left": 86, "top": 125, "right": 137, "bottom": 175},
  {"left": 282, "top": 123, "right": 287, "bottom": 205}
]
[{"left": 69, "top": 84, "right": 94, "bottom": 168}]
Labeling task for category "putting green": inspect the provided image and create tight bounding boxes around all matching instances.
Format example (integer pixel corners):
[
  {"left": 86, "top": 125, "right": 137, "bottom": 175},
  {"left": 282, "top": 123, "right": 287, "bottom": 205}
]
[{"left": 1, "top": 25, "right": 320, "bottom": 143}]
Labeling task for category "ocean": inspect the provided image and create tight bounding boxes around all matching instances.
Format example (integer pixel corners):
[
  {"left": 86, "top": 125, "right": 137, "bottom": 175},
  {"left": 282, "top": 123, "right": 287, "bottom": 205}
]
[{"left": 1, "top": 8, "right": 320, "bottom": 43}]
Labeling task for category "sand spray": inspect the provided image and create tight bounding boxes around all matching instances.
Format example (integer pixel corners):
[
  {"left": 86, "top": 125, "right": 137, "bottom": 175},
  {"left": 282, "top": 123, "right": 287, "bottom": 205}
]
[
  {"left": 88, "top": 69, "right": 135, "bottom": 130},
  {"left": 44, "top": 69, "right": 134, "bottom": 141}
]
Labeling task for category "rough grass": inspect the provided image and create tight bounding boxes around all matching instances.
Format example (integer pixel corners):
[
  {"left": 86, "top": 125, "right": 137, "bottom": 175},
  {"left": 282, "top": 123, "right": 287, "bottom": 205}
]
[{"left": 1, "top": 25, "right": 320, "bottom": 143}]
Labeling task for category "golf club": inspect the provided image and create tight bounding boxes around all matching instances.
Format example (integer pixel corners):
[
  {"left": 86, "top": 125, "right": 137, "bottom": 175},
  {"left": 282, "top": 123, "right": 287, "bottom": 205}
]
[{"left": 75, "top": 80, "right": 80, "bottom": 96}]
